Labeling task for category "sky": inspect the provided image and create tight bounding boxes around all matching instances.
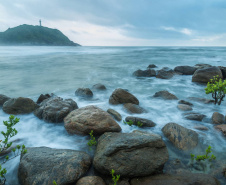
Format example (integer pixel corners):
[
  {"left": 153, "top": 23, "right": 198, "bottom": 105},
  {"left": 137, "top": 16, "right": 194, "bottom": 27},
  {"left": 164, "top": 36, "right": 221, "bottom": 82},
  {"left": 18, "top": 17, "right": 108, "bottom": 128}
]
[{"left": 1, "top": 0, "right": 226, "bottom": 46}]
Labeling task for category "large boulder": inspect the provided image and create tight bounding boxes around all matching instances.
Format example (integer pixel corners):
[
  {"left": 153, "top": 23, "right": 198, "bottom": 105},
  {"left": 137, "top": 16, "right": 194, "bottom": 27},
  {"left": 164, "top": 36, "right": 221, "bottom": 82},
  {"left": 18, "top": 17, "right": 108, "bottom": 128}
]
[
  {"left": 215, "top": 124, "right": 226, "bottom": 136},
  {"left": 64, "top": 105, "right": 121, "bottom": 135},
  {"left": 93, "top": 131, "right": 169, "bottom": 177},
  {"left": 107, "top": 108, "right": 122, "bottom": 121},
  {"left": 92, "top": 83, "right": 107, "bottom": 91},
  {"left": 174, "top": 66, "right": 197, "bottom": 75},
  {"left": 123, "top": 103, "right": 147, "bottom": 114},
  {"left": 125, "top": 116, "right": 156, "bottom": 127},
  {"left": 34, "top": 97, "right": 78, "bottom": 123},
  {"left": 212, "top": 112, "right": 225, "bottom": 124},
  {"left": 75, "top": 88, "right": 93, "bottom": 98},
  {"left": 133, "top": 69, "right": 156, "bottom": 77},
  {"left": 109, "top": 88, "right": 139, "bottom": 105},
  {"left": 76, "top": 176, "right": 106, "bottom": 185},
  {"left": 3, "top": 97, "right": 38, "bottom": 114},
  {"left": 184, "top": 112, "right": 206, "bottom": 121},
  {"left": 130, "top": 173, "right": 220, "bottom": 185},
  {"left": 0, "top": 94, "right": 10, "bottom": 106},
  {"left": 153, "top": 90, "right": 178, "bottom": 100},
  {"left": 156, "top": 67, "right": 175, "bottom": 79},
  {"left": 36, "top": 93, "right": 51, "bottom": 104},
  {"left": 18, "top": 147, "right": 91, "bottom": 185},
  {"left": 192, "top": 66, "right": 223, "bottom": 83},
  {"left": 162, "top": 123, "right": 198, "bottom": 150}
]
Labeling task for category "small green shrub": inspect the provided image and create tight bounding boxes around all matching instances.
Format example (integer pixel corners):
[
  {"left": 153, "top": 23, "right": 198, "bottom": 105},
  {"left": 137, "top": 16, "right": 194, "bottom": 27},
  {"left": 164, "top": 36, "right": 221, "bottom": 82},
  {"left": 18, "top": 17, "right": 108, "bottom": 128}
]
[
  {"left": 87, "top": 130, "right": 97, "bottom": 149},
  {"left": 110, "top": 169, "right": 120, "bottom": 185},
  {"left": 53, "top": 180, "right": 57, "bottom": 185},
  {"left": 205, "top": 75, "right": 226, "bottom": 105},
  {"left": 123, "top": 120, "right": 143, "bottom": 127},
  {"left": 191, "top": 146, "right": 216, "bottom": 162}
]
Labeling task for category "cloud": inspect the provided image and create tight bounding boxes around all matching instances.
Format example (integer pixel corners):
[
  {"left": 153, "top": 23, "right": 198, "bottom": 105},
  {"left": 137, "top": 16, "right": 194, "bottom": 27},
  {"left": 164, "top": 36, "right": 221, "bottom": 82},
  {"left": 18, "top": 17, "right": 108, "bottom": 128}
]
[{"left": 162, "top": 26, "right": 193, "bottom": 36}]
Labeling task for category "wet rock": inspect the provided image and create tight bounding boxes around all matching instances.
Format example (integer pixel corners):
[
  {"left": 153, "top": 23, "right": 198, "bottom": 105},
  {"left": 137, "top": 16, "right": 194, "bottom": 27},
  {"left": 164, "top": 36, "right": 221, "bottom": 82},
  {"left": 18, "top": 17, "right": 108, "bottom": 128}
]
[
  {"left": 107, "top": 108, "right": 122, "bottom": 121},
  {"left": 34, "top": 97, "right": 78, "bottom": 123},
  {"left": 162, "top": 122, "right": 198, "bottom": 150},
  {"left": 188, "top": 97, "right": 214, "bottom": 104},
  {"left": 212, "top": 112, "right": 225, "bottom": 124},
  {"left": 93, "top": 131, "right": 169, "bottom": 177},
  {"left": 178, "top": 100, "right": 193, "bottom": 106},
  {"left": 156, "top": 67, "right": 175, "bottom": 79},
  {"left": 133, "top": 69, "right": 156, "bottom": 77},
  {"left": 215, "top": 124, "right": 226, "bottom": 136},
  {"left": 36, "top": 93, "right": 51, "bottom": 104},
  {"left": 75, "top": 88, "right": 93, "bottom": 98},
  {"left": 76, "top": 176, "right": 106, "bottom": 185},
  {"left": 18, "top": 147, "right": 91, "bottom": 185},
  {"left": 123, "top": 103, "right": 147, "bottom": 114},
  {"left": 125, "top": 116, "right": 156, "bottom": 127},
  {"left": 109, "top": 88, "right": 139, "bottom": 105},
  {"left": 192, "top": 66, "right": 223, "bottom": 83},
  {"left": 177, "top": 104, "right": 193, "bottom": 111},
  {"left": 103, "top": 178, "right": 130, "bottom": 185},
  {"left": 3, "top": 97, "right": 38, "bottom": 114},
  {"left": 153, "top": 90, "right": 178, "bottom": 100},
  {"left": 147, "top": 64, "right": 157, "bottom": 68},
  {"left": 174, "top": 65, "right": 197, "bottom": 75},
  {"left": 130, "top": 172, "right": 220, "bottom": 185},
  {"left": 194, "top": 63, "right": 212, "bottom": 69},
  {"left": 92, "top": 83, "right": 107, "bottom": 91},
  {"left": 0, "top": 94, "right": 10, "bottom": 106},
  {"left": 218, "top": 66, "right": 226, "bottom": 79},
  {"left": 64, "top": 105, "right": 121, "bottom": 135},
  {"left": 194, "top": 126, "right": 209, "bottom": 131},
  {"left": 184, "top": 112, "right": 206, "bottom": 121}
]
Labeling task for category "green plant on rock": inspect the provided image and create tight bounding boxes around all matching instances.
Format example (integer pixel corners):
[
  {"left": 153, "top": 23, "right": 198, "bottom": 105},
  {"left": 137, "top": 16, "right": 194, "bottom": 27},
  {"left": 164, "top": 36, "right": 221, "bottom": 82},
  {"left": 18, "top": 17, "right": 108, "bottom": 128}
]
[
  {"left": 205, "top": 75, "right": 226, "bottom": 105},
  {"left": 110, "top": 169, "right": 120, "bottom": 185},
  {"left": 123, "top": 120, "right": 143, "bottom": 127},
  {"left": 191, "top": 146, "right": 216, "bottom": 162},
  {"left": 53, "top": 180, "right": 57, "bottom": 185},
  {"left": 0, "top": 115, "right": 27, "bottom": 185},
  {"left": 87, "top": 130, "right": 97, "bottom": 149}
]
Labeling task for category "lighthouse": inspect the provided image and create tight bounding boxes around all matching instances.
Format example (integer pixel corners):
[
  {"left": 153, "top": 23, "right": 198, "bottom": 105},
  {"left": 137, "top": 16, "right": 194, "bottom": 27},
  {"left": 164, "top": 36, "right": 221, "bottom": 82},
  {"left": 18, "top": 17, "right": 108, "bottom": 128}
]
[{"left": 39, "top": 19, "right": 42, "bottom": 26}]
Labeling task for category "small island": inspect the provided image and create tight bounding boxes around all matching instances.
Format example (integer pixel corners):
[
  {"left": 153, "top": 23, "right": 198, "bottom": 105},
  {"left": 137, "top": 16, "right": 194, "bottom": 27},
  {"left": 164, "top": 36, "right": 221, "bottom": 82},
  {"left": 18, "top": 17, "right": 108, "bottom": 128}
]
[{"left": 0, "top": 24, "right": 80, "bottom": 46}]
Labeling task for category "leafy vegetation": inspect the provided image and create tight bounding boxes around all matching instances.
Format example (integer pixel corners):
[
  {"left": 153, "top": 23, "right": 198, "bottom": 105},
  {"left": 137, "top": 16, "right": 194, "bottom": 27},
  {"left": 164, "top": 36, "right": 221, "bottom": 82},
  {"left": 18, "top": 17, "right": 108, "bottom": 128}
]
[
  {"left": 191, "top": 146, "right": 216, "bottom": 162},
  {"left": 110, "top": 169, "right": 120, "bottom": 185},
  {"left": 87, "top": 130, "right": 97, "bottom": 149},
  {"left": 123, "top": 120, "right": 143, "bottom": 127},
  {"left": 205, "top": 75, "right": 226, "bottom": 105},
  {"left": 0, "top": 115, "right": 27, "bottom": 185},
  {"left": 53, "top": 180, "right": 57, "bottom": 185}
]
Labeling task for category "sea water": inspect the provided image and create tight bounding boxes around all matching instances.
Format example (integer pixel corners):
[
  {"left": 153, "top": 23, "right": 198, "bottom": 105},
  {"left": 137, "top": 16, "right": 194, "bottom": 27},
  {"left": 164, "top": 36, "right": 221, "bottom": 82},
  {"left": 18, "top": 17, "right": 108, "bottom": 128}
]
[{"left": 0, "top": 46, "right": 226, "bottom": 184}]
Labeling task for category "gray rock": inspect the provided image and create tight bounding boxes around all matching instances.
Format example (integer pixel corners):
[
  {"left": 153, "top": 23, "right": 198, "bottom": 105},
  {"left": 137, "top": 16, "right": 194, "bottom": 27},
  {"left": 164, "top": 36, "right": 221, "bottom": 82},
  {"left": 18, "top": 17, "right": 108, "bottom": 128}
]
[
  {"left": 212, "top": 112, "right": 225, "bottom": 124},
  {"left": 36, "top": 93, "right": 51, "bottom": 104},
  {"left": 147, "top": 64, "right": 157, "bottom": 68},
  {"left": 188, "top": 97, "right": 214, "bottom": 104},
  {"left": 162, "top": 123, "right": 198, "bottom": 150},
  {"left": 93, "top": 131, "right": 169, "bottom": 177},
  {"left": 125, "top": 116, "right": 156, "bottom": 127},
  {"left": 194, "top": 126, "right": 209, "bottom": 131},
  {"left": 178, "top": 100, "right": 193, "bottom": 106},
  {"left": 64, "top": 105, "right": 121, "bottom": 135},
  {"left": 219, "top": 66, "right": 226, "bottom": 79},
  {"left": 0, "top": 94, "right": 10, "bottom": 106},
  {"left": 194, "top": 63, "right": 212, "bottom": 69},
  {"left": 3, "top": 97, "right": 38, "bottom": 114},
  {"left": 76, "top": 176, "right": 106, "bottom": 185},
  {"left": 18, "top": 147, "right": 91, "bottom": 185},
  {"left": 174, "top": 66, "right": 197, "bottom": 75},
  {"left": 92, "top": 83, "right": 107, "bottom": 91},
  {"left": 215, "top": 124, "right": 226, "bottom": 136},
  {"left": 192, "top": 66, "right": 223, "bottom": 83},
  {"left": 133, "top": 69, "right": 156, "bottom": 77},
  {"left": 107, "top": 108, "right": 122, "bottom": 121},
  {"left": 184, "top": 112, "right": 206, "bottom": 121},
  {"left": 123, "top": 103, "right": 147, "bottom": 114},
  {"left": 34, "top": 97, "right": 78, "bottom": 123},
  {"left": 156, "top": 67, "right": 175, "bottom": 79},
  {"left": 153, "top": 90, "right": 178, "bottom": 100},
  {"left": 177, "top": 104, "right": 193, "bottom": 111},
  {"left": 75, "top": 88, "right": 93, "bottom": 98},
  {"left": 109, "top": 88, "right": 139, "bottom": 105}
]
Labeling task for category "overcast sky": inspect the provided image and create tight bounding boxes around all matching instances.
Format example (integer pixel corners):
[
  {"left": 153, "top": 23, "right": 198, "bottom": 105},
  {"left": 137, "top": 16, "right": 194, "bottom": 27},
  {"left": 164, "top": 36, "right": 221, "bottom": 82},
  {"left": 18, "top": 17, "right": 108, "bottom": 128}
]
[{"left": 1, "top": 0, "right": 226, "bottom": 46}]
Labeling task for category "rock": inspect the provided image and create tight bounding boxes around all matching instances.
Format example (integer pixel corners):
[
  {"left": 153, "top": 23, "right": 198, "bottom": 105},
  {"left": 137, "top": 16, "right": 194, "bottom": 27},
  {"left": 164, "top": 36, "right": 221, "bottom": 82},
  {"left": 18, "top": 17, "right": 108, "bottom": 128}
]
[
  {"left": 133, "top": 69, "right": 156, "bottom": 77},
  {"left": 3, "top": 97, "right": 38, "bottom": 114},
  {"left": 178, "top": 100, "right": 193, "bottom": 106},
  {"left": 0, "top": 94, "right": 10, "bottom": 106},
  {"left": 215, "top": 124, "right": 226, "bottom": 136},
  {"left": 92, "top": 83, "right": 107, "bottom": 91},
  {"left": 177, "top": 104, "right": 193, "bottom": 111},
  {"left": 174, "top": 66, "right": 197, "bottom": 75},
  {"left": 34, "top": 97, "right": 78, "bottom": 123},
  {"left": 156, "top": 67, "right": 175, "bottom": 79},
  {"left": 64, "top": 105, "right": 121, "bottom": 135},
  {"left": 188, "top": 97, "right": 214, "bottom": 104},
  {"left": 123, "top": 103, "right": 147, "bottom": 114},
  {"left": 195, "top": 63, "right": 212, "bottom": 69},
  {"left": 194, "top": 126, "right": 209, "bottom": 131},
  {"left": 125, "top": 116, "right": 156, "bottom": 127},
  {"left": 192, "top": 66, "right": 223, "bottom": 83},
  {"left": 153, "top": 90, "right": 178, "bottom": 100},
  {"left": 36, "top": 93, "right": 51, "bottom": 104},
  {"left": 130, "top": 173, "right": 220, "bottom": 185},
  {"left": 107, "top": 108, "right": 122, "bottom": 121},
  {"left": 76, "top": 176, "right": 106, "bottom": 185},
  {"left": 184, "top": 112, "right": 206, "bottom": 121},
  {"left": 109, "top": 88, "right": 139, "bottom": 105},
  {"left": 212, "top": 112, "right": 225, "bottom": 124},
  {"left": 103, "top": 178, "right": 130, "bottom": 185},
  {"left": 219, "top": 66, "right": 226, "bottom": 79},
  {"left": 93, "top": 131, "right": 169, "bottom": 177},
  {"left": 162, "top": 123, "right": 198, "bottom": 150},
  {"left": 147, "top": 64, "right": 157, "bottom": 68},
  {"left": 18, "top": 147, "right": 91, "bottom": 185},
  {"left": 75, "top": 88, "right": 93, "bottom": 98}
]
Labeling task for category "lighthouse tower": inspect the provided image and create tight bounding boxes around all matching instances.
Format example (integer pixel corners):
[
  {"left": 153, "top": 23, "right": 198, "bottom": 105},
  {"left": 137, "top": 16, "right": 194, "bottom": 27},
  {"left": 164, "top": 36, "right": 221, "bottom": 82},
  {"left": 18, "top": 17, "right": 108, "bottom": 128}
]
[{"left": 39, "top": 19, "right": 42, "bottom": 26}]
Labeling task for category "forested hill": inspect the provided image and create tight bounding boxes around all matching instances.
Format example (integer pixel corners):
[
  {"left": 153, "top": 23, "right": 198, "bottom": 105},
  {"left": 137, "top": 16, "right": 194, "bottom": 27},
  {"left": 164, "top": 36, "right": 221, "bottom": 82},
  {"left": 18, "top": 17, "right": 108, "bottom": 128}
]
[{"left": 0, "top": 24, "right": 80, "bottom": 46}]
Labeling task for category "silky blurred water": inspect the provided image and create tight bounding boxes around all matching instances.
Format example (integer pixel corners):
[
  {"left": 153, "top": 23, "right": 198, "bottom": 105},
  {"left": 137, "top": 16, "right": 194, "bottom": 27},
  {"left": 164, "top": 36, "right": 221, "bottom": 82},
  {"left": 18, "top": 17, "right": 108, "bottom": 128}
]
[{"left": 0, "top": 46, "right": 226, "bottom": 184}]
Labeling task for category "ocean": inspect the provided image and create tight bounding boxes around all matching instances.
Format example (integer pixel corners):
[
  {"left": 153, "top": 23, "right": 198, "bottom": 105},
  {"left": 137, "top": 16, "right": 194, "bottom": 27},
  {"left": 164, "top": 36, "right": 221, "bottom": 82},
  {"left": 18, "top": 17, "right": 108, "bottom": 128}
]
[{"left": 0, "top": 46, "right": 226, "bottom": 184}]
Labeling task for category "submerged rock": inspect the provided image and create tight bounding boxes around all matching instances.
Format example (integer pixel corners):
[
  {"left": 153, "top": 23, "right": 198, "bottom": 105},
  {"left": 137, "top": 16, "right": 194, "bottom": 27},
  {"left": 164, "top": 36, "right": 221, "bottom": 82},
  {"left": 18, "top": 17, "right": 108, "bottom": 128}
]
[
  {"left": 3, "top": 97, "right": 38, "bottom": 114},
  {"left": 184, "top": 112, "right": 206, "bottom": 121},
  {"left": 123, "top": 103, "right": 147, "bottom": 114},
  {"left": 194, "top": 126, "right": 209, "bottom": 131},
  {"left": 153, "top": 90, "right": 178, "bottom": 100},
  {"left": 188, "top": 97, "right": 214, "bottom": 104},
  {"left": 93, "top": 131, "right": 168, "bottom": 177},
  {"left": 34, "top": 97, "right": 78, "bottom": 123},
  {"left": 109, "top": 88, "right": 139, "bottom": 105},
  {"left": 147, "top": 64, "right": 157, "bottom": 68},
  {"left": 156, "top": 67, "right": 175, "bottom": 79},
  {"left": 177, "top": 104, "right": 193, "bottom": 111},
  {"left": 125, "top": 116, "right": 156, "bottom": 127},
  {"left": 0, "top": 94, "right": 10, "bottom": 106},
  {"left": 162, "top": 122, "right": 198, "bottom": 150},
  {"left": 174, "top": 65, "right": 197, "bottom": 75},
  {"left": 75, "top": 88, "right": 93, "bottom": 98},
  {"left": 178, "top": 100, "right": 193, "bottom": 106},
  {"left": 76, "top": 176, "right": 106, "bottom": 185},
  {"left": 64, "top": 105, "right": 121, "bottom": 135},
  {"left": 18, "top": 147, "right": 91, "bottom": 185},
  {"left": 212, "top": 112, "right": 225, "bottom": 124},
  {"left": 133, "top": 69, "right": 156, "bottom": 77},
  {"left": 107, "top": 108, "right": 122, "bottom": 121},
  {"left": 92, "top": 83, "right": 107, "bottom": 91},
  {"left": 215, "top": 124, "right": 226, "bottom": 136}
]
